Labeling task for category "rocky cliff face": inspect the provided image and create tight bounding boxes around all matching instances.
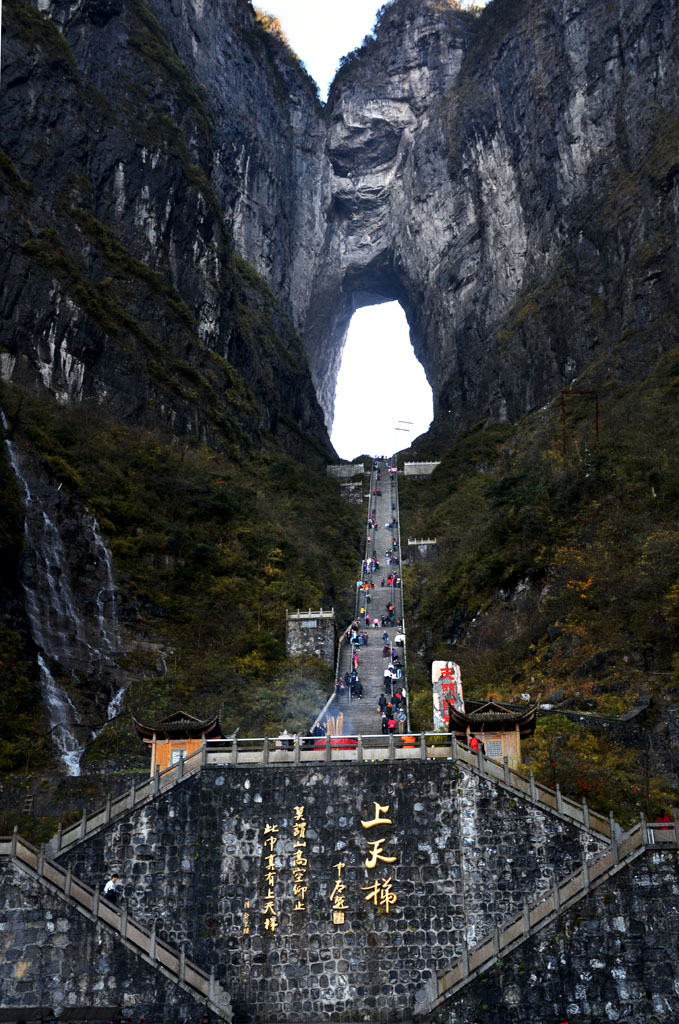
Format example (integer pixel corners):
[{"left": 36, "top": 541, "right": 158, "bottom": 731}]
[
  {"left": 2, "top": 0, "right": 679, "bottom": 771},
  {"left": 310, "top": 0, "right": 679, "bottom": 436},
  {"left": 2, "top": 0, "right": 677, "bottom": 443},
  {"left": 0, "top": 0, "right": 332, "bottom": 455}
]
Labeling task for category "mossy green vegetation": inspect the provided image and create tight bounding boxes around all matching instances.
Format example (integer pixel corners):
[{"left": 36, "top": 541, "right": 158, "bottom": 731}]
[
  {"left": 0, "top": 384, "right": 361, "bottom": 770},
  {"left": 0, "top": 148, "right": 34, "bottom": 196},
  {"left": 4, "top": 0, "right": 77, "bottom": 74},
  {"left": 71, "top": 207, "right": 196, "bottom": 328},
  {"left": 126, "top": 0, "right": 212, "bottom": 141},
  {"left": 402, "top": 348, "right": 679, "bottom": 824},
  {"left": 0, "top": 626, "right": 51, "bottom": 773}
]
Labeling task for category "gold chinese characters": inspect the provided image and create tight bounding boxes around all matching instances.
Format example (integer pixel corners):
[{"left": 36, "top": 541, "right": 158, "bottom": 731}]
[
  {"left": 262, "top": 822, "right": 279, "bottom": 932},
  {"left": 292, "top": 804, "right": 308, "bottom": 911},
  {"left": 360, "top": 801, "right": 398, "bottom": 913},
  {"left": 330, "top": 861, "right": 349, "bottom": 925}
]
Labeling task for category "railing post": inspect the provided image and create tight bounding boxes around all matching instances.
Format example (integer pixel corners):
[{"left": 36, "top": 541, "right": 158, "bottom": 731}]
[
  {"left": 640, "top": 812, "right": 648, "bottom": 845},
  {"left": 105, "top": 793, "right": 112, "bottom": 823},
  {"left": 555, "top": 783, "right": 564, "bottom": 815},
  {"left": 388, "top": 734, "right": 395, "bottom": 761},
  {"left": 503, "top": 756, "right": 510, "bottom": 785},
  {"left": 10, "top": 825, "right": 18, "bottom": 857},
  {"left": 325, "top": 738, "right": 332, "bottom": 763},
  {"left": 582, "top": 853, "right": 590, "bottom": 891},
  {"left": 262, "top": 738, "right": 269, "bottom": 765},
  {"left": 477, "top": 748, "right": 485, "bottom": 776},
  {"left": 357, "top": 735, "right": 364, "bottom": 764},
  {"left": 80, "top": 808, "right": 88, "bottom": 839},
  {"left": 231, "top": 738, "right": 238, "bottom": 766},
  {"left": 55, "top": 822, "right": 62, "bottom": 852},
  {"left": 91, "top": 888, "right": 100, "bottom": 920},
  {"left": 611, "top": 819, "right": 619, "bottom": 865},
  {"left": 529, "top": 770, "right": 537, "bottom": 802},
  {"left": 154, "top": 766, "right": 160, "bottom": 796},
  {"left": 450, "top": 734, "right": 458, "bottom": 761},
  {"left": 177, "top": 754, "right": 184, "bottom": 779},
  {"left": 582, "top": 797, "right": 590, "bottom": 830},
  {"left": 149, "top": 921, "right": 157, "bottom": 961},
  {"left": 552, "top": 880, "right": 560, "bottom": 911},
  {"left": 37, "top": 843, "right": 45, "bottom": 876},
  {"left": 420, "top": 733, "right": 427, "bottom": 760},
  {"left": 522, "top": 898, "right": 530, "bottom": 935},
  {"left": 64, "top": 865, "right": 72, "bottom": 898},
  {"left": 120, "top": 907, "right": 128, "bottom": 938},
  {"left": 209, "top": 967, "right": 216, "bottom": 1002},
  {"left": 461, "top": 943, "right": 469, "bottom": 978},
  {"left": 492, "top": 924, "right": 500, "bottom": 955},
  {"left": 128, "top": 781, "right": 136, "bottom": 809},
  {"left": 201, "top": 737, "right": 207, "bottom": 767},
  {"left": 179, "top": 943, "right": 186, "bottom": 982},
  {"left": 294, "top": 735, "right": 301, "bottom": 765},
  {"left": 609, "top": 810, "right": 617, "bottom": 843}
]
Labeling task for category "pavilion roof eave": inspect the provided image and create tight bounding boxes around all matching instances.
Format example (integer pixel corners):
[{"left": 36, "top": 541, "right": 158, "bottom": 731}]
[
  {"left": 446, "top": 700, "right": 538, "bottom": 736},
  {"left": 132, "top": 710, "right": 230, "bottom": 740}
]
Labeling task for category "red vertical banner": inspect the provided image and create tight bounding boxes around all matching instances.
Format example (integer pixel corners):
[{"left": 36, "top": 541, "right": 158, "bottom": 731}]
[{"left": 431, "top": 661, "right": 463, "bottom": 731}]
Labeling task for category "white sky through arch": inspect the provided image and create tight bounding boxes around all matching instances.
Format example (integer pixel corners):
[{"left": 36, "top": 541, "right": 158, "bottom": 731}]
[
  {"left": 258, "top": 0, "right": 487, "bottom": 101},
  {"left": 330, "top": 303, "right": 433, "bottom": 460}
]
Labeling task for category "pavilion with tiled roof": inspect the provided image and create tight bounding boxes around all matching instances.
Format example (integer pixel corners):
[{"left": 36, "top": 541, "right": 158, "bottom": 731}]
[
  {"left": 133, "top": 710, "right": 229, "bottom": 775},
  {"left": 446, "top": 699, "right": 537, "bottom": 769}
]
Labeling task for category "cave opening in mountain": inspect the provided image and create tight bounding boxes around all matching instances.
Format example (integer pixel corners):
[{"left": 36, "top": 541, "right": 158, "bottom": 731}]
[{"left": 330, "top": 302, "right": 433, "bottom": 460}]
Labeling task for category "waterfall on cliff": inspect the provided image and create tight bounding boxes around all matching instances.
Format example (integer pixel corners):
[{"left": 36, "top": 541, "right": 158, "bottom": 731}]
[{"left": 2, "top": 411, "right": 121, "bottom": 775}]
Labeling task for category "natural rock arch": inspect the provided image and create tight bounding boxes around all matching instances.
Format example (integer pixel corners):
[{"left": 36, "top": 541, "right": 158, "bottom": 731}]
[
  {"left": 298, "top": 0, "right": 679, "bottom": 441},
  {"left": 301, "top": 0, "right": 468, "bottom": 430}
]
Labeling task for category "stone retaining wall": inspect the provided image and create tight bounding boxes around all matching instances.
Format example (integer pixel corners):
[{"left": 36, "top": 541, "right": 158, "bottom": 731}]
[
  {"left": 55, "top": 762, "right": 604, "bottom": 1022},
  {"left": 431, "top": 849, "right": 679, "bottom": 1024},
  {"left": 0, "top": 858, "right": 203, "bottom": 1021}
]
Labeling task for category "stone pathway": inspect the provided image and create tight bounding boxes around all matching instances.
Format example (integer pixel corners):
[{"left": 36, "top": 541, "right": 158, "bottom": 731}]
[{"left": 323, "top": 457, "right": 407, "bottom": 736}]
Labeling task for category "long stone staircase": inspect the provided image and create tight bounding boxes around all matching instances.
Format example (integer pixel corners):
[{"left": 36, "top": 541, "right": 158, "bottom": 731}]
[
  {"left": 325, "top": 456, "right": 408, "bottom": 736},
  {"left": 5, "top": 454, "right": 678, "bottom": 1020}
]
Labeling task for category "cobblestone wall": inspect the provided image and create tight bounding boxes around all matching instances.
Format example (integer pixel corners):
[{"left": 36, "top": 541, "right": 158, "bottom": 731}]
[
  {"left": 56, "top": 762, "right": 604, "bottom": 1022},
  {"left": 0, "top": 859, "right": 202, "bottom": 1022}
]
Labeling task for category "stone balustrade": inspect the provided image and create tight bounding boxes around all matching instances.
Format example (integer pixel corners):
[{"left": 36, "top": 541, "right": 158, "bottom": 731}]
[
  {"left": 48, "top": 732, "right": 613, "bottom": 856},
  {"left": 416, "top": 818, "right": 678, "bottom": 1016}
]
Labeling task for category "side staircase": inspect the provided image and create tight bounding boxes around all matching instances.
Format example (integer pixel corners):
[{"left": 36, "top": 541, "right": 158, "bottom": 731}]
[
  {"left": 414, "top": 817, "right": 678, "bottom": 1016},
  {"left": 0, "top": 829, "right": 232, "bottom": 1021}
]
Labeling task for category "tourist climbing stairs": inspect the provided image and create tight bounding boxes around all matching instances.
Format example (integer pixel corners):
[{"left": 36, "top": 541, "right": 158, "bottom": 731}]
[{"left": 324, "top": 456, "right": 408, "bottom": 737}]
